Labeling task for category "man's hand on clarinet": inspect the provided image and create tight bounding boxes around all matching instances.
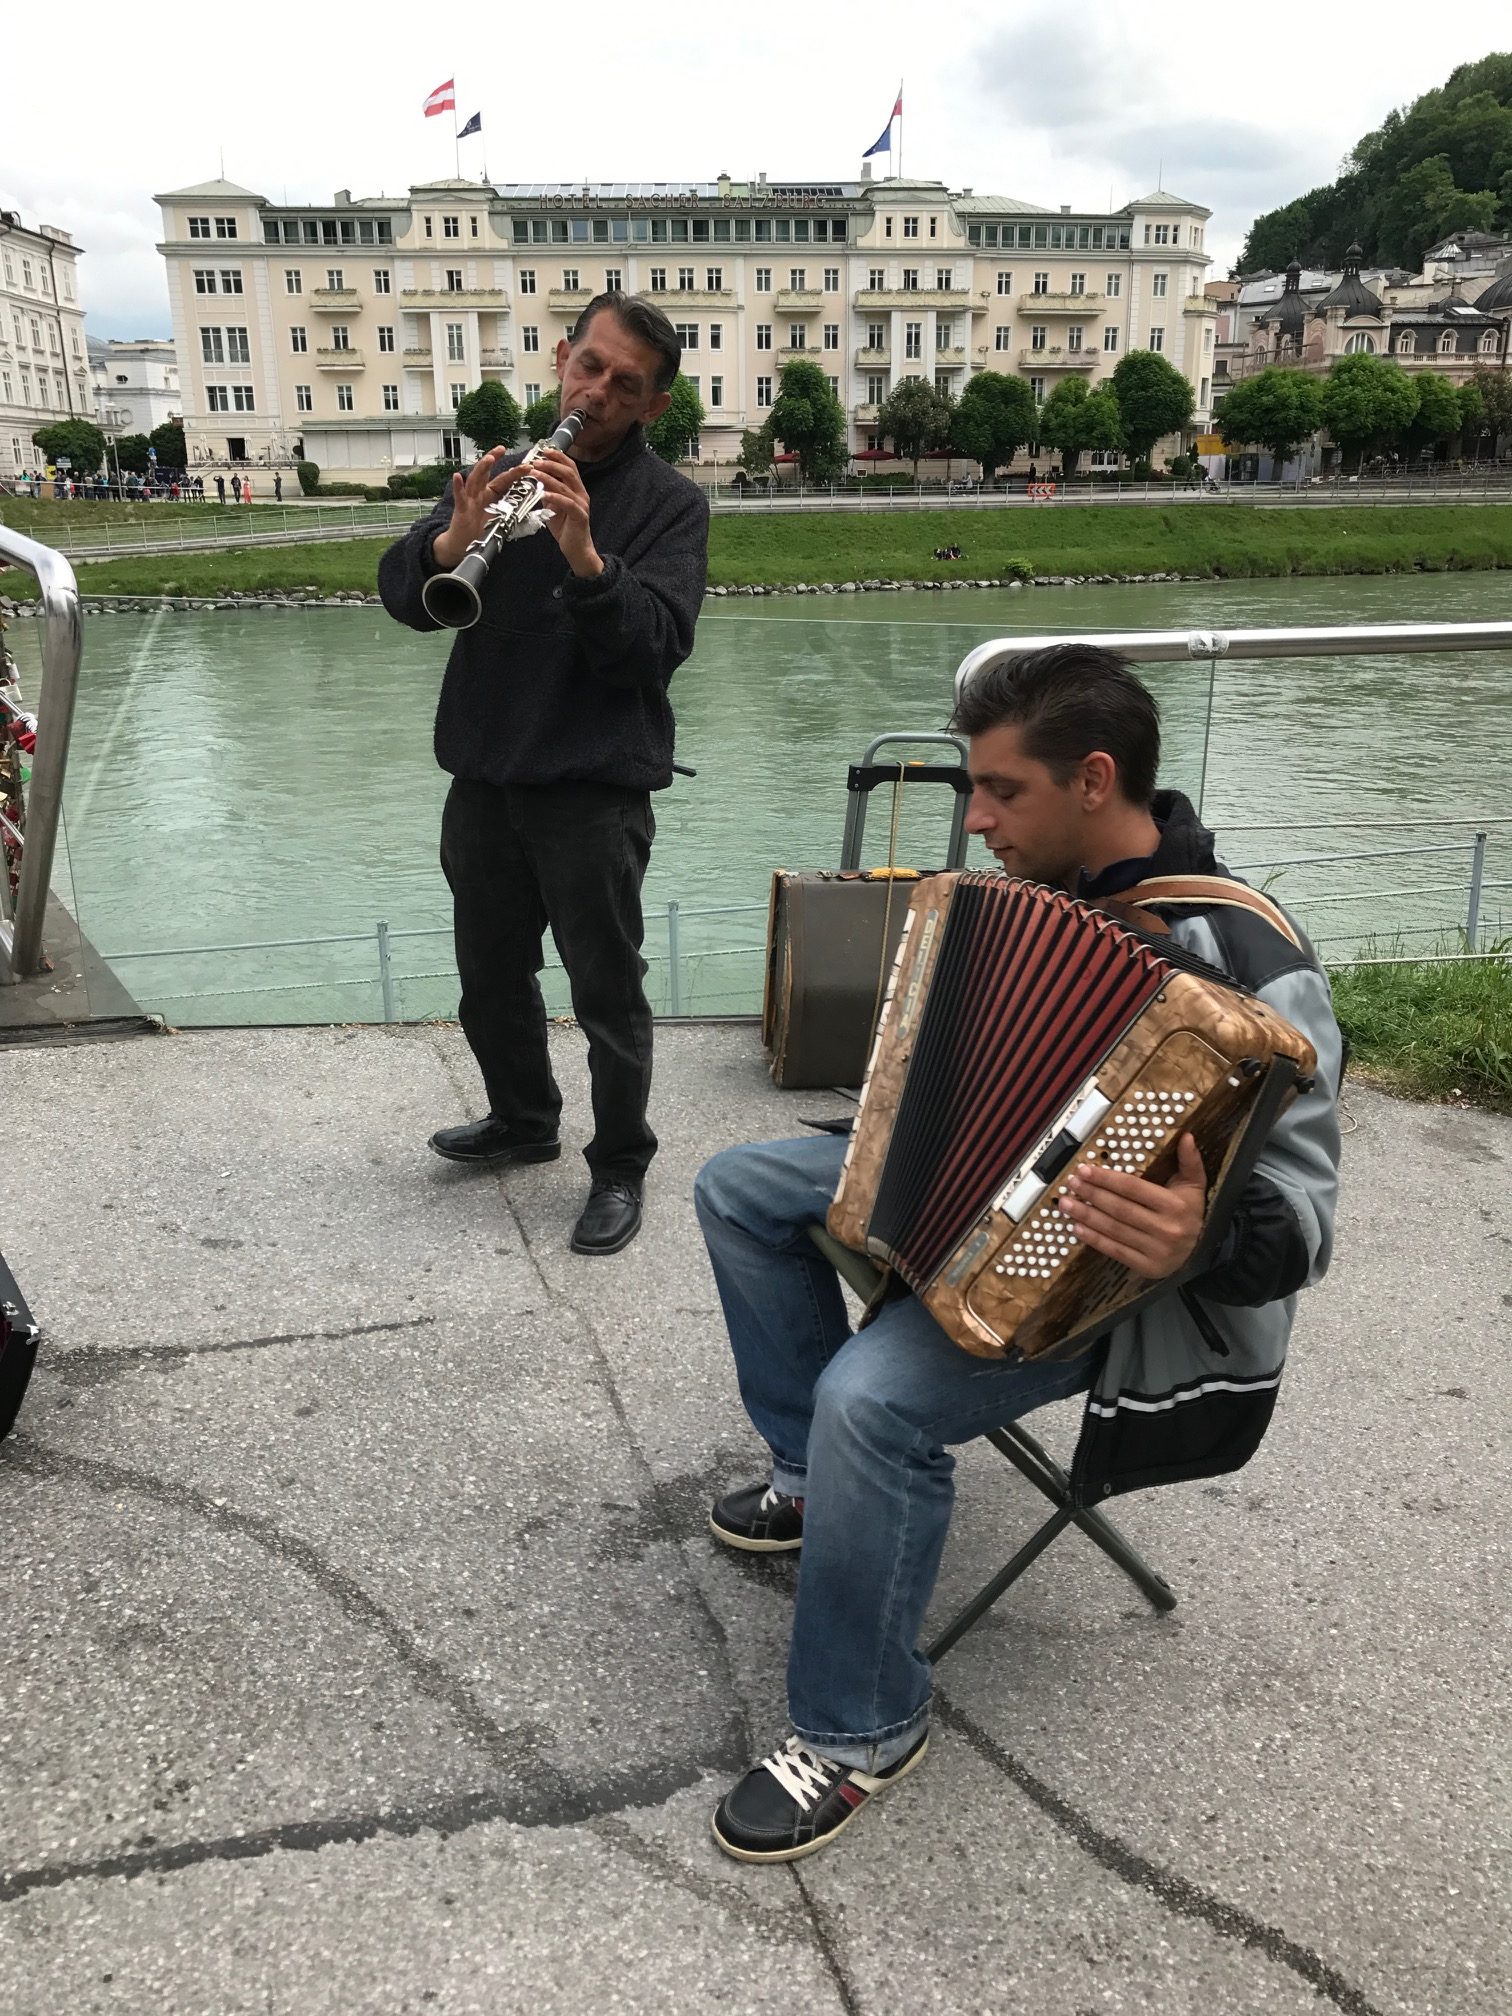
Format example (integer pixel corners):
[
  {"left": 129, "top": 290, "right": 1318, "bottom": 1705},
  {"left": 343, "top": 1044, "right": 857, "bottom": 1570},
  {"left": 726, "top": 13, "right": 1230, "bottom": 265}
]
[
  {"left": 1058, "top": 1131, "right": 1208, "bottom": 1280},
  {"left": 527, "top": 448, "right": 604, "bottom": 579},
  {"left": 430, "top": 449, "right": 521, "bottom": 572}
]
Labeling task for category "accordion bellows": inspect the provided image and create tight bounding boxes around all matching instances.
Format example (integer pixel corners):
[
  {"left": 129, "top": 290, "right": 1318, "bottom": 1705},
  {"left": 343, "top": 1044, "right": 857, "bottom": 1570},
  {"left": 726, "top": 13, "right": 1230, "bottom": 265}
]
[{"left": 828, "top": 873, "right": 1317, "bottom": 1361}]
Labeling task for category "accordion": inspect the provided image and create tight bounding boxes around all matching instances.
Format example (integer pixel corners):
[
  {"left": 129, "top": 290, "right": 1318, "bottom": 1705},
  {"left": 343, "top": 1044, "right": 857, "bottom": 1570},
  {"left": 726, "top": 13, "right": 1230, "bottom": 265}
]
[{"left": 828, "top": 873, "right": 1317, "bottom": 1361}]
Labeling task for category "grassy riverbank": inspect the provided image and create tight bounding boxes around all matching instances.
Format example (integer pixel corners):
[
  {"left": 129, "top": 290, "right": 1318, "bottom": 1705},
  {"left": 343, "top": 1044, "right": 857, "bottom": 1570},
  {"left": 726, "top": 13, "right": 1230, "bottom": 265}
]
[
  {"left": 8, "top": 502, "right": 1512, "bottom": 600},
  {"left": 1330, "top": 950, "right": 1512, "bottom": 1111}
]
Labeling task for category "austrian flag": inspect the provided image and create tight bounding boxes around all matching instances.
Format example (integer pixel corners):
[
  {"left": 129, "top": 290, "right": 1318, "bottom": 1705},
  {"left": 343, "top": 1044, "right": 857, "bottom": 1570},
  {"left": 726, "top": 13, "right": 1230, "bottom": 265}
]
[{"left": 423, "top": 78, "right": 456, "bottom": 118}]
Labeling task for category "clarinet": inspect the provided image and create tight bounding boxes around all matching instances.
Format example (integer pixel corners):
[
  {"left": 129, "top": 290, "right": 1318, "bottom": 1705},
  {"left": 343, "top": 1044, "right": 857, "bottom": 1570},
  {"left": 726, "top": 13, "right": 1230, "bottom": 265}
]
[{"left": 420, "top": 408, "right": 588, "bottom": 631}]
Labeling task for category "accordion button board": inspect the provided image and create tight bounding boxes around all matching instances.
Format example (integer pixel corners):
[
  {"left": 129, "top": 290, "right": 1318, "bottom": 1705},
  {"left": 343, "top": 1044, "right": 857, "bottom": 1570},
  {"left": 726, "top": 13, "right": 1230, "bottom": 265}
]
[{"left": 828, "top": 872, "right": 1318, "bottom": 1363}]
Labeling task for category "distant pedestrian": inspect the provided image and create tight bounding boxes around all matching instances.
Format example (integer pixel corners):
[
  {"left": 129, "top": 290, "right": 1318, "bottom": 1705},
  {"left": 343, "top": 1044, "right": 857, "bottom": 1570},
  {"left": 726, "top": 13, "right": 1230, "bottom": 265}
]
[
  {"left": 273, "top": 472, "right": 282, "bottom": 503},
  {"left": 243, "top": 476, "right": 253, "bottom": 503},
  {"left": 216, "top": 474, "right": 226, "bottom": 504},
  {"left": 231, "top": 475, "right": 242, "bottom": 503}
]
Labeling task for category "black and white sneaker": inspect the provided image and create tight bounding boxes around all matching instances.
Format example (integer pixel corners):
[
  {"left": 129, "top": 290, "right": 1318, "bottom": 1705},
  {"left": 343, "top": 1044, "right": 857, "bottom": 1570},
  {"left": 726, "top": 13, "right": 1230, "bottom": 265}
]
[
  {"left": 709, "top": 1481, "right": 804, "bottom": 1553},
  {"left": 711, "top": 1730, "right": 929, "bottom": 1863}
]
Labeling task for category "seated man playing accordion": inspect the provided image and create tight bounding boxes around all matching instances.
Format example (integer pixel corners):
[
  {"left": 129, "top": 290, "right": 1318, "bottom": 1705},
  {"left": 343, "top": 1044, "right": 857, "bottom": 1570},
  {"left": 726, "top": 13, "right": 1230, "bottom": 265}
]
[{"left": 696, "top": 643, "right": 1343, "bottom": 1863}]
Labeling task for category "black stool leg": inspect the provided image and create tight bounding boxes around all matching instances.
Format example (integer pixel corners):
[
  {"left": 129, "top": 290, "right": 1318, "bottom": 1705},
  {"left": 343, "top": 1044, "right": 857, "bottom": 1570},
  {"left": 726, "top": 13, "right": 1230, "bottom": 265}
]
[{"left": 987, "top": 1422, "right": 1177, "bottom": 1614}]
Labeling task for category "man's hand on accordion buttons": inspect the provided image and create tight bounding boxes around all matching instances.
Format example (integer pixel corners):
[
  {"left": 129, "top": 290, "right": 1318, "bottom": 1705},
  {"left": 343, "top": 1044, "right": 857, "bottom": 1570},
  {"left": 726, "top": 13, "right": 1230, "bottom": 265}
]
[{"left": 1059, "top": 1132, "right": 1208, "bottom": 1280}]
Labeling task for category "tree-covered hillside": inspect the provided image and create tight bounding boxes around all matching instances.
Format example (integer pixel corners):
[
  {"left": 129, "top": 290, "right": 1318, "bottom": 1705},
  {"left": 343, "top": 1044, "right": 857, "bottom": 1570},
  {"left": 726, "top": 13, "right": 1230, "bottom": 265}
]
[{"left": 1239, "top": 54, "right": 1512, "bottom": 274}]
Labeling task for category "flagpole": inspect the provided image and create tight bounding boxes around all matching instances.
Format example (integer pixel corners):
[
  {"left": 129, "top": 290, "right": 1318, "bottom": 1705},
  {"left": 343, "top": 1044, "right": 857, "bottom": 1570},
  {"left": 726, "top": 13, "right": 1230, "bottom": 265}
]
[
  {"left": 454, "top": 93, "right": 460, "bottom": 179},
  {"left": 897, "top": 80, "right": 903, "bottom": 179}
]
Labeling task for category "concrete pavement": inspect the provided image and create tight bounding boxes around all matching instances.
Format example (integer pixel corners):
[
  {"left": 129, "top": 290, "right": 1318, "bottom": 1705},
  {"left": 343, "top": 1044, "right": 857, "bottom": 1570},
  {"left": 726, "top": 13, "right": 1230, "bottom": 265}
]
[{"left": 1, "top": 1022, "right": 1507, "bottom": 2015}]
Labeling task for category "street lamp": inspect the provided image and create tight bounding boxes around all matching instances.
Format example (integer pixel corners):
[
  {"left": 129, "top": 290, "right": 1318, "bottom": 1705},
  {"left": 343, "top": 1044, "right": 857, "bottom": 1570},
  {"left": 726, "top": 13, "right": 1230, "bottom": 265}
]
[{"left": 101, "top": 405, "right": 128, "bottom": 495}]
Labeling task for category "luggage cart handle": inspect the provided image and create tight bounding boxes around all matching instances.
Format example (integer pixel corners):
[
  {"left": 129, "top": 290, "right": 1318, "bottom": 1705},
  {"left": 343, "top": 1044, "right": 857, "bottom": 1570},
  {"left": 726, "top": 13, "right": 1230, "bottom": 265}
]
[{"left": 840, "top": 732, "right": 972, "bottom": 872}]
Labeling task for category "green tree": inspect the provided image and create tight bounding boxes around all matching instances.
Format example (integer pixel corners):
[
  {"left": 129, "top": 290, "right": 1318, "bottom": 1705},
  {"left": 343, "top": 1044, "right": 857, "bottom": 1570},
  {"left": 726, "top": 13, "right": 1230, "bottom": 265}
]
[
  {"left": 1213, "top": 366, "right": 1324, "bottom": 466},
  {"left": 150, "top": 420, "right": 187, "bottom": 469},
  {"left": 1241, "top": 198, "right": 1318, "bottom": 277},
  {"left": 1109, "top": 350, "right": 1195, "bottom": 467},
  {"left": 1376, "top": 155, "right": 1498, "bottom": 271},
  {"left": 522, "top": 394, "right": 561, "bottom": 440},
  {"left": 737, "top": 424, "right": 774, "bottom": 477},
  {"left": 1456, "top": 375, "right": 1486, "bottom": 453},
  {"left": 454, "top": 381, "right": 522, "bottom": 455},
  {"left": 1037, "top": 377, "right": 1125, "bottom": 477},
  {"left": 876, "top": 377, "right": 953, "bottom": 476},
  {"left": 112, "top": 432, "right": 153, "bottom": 475},
  {"left": 645, "top": 375, "right": 706, "bottom": 463},
  {"left": 30, "top": 417, "right": 106, "bottom": 474},
  {"left": 1319, "top": 352, "right": 1420, "bottom": 471},
  {"left": 948, "top": 370, "right": 1038, "bottom": 478},
  {"left": 1468, "top": 360, "right": 1512, "bottom": 450},
  {"left": 1405, "top": 369, "right": 1462, "bottom": 457},
  {"left": 768, "top": 358, "right": 848, "bottom": 480}
]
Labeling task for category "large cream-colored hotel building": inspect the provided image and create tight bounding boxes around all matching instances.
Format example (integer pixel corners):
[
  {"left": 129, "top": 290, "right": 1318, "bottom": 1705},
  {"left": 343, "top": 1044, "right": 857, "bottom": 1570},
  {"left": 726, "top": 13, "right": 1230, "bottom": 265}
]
[{"left": 156, "top": 172, "right": 1216, "bottom": 478}]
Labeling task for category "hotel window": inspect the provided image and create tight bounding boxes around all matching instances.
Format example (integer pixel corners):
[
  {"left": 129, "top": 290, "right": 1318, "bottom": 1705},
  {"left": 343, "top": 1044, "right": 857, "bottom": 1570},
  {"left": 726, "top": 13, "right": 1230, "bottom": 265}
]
[
  {"left": 295, "top": 384, "right": 312, "bottom": 411},
  {"left": 1033, "top": 271, "right": 1049, "bottom": 294},
  {"left": 424, "top": 217, "right": 433, "bottom": 237},
  {"left": 232, "top": 385, "right": 256, "bottom": 411},
  {"left": 1030, "top": 375, "right": 1045, "bottom": 400},
  {"left": 756, "top": 375, "right": 772, "bottom": 406},
  {"left": 1149, "top": 327, "right": 1164, "bottom": 351},
  {"left": 21, "top": 259, "right": 32, "bottom": 286},
  {"left": 903, "top": 215, "right": 918, "bottom": 237},
  {"left": 1103, "top": 326, "right": 1119, "bottom": 351},
  {"left": 788, "top": 324, "right": 806, "bottom": 349},
  {"left": 1152, "top": 273, "right": 1167, "bottom": 298},
  {"left": 201, "top": 327, "right": 225, "bottom": 363},
  {"left": 337, "top": 384, "right": 354, "bottom": 411},
  {"left": 935, "top": 317, "right": 952, "bottom": 346},
  {"left": 867, "top": 321, "right": 886, "bottom": 350},
  {"left": 1155, "top": 225, "right": 1170, "bottom": 244},
  {"left": 326, "top": 268, "right": 344, "bottom": 290},
  {"left": 606, "top": 268, "right": 623, "bottom": 292},
  {"left": 445, "top": 269, "right": 464, "bottom": 291},
  {"left": 444, "top": 323, "right": 464, "bottom": 361},
  {"left": 442, "top": 430, "right": 462, "bottom": 460},
  {"left": 1200, "top": 376, "right": 1210, "bottom": 404},
  {"left": 374, "top": 269, "right": 391, "bottom": 294},
  {"left": 1070, "top": 273, "right": 1086, "bottom": 294},
  {"left": 678, "top": 266, "right": 695, "bottom": 290},
  {"left": 935, "top": 268, "right": 952, "bottom": 291},
  {"left": 904, "top": 322, "right": 922, "bottom": 358},
  {"left": 823, "top": 324, "right": 839, "bottom": 349},
  {"left": 756, "top": 324, "right": 772, "bottom": 350},
  {"left": 789, "top": 268, "right": 806, "bottom": 290},
  {"left": 709, "top": 323, "right": 722, "bottom": 349},
  {"left": 227, "top": 327, "right": 250, "bottom": 363},
  {"left": 189, "top": 215, "right": 211, "bottom": 238},
  {"left": 902, "top": 268, "right": 919, "bottom": 290},
  {"left": 206, "top": 385, "right": 229, "bottom": 411},
  {"left": 829, "top": 375, "right": 840, "bottom": 397},
  {"left": 522, "top": 326, "right": 540, "bottom": 352},
  {"left": 332, "top": 325, "right": 352, "bottom": 352},
  {"left": 675, "top": 323, "right": 698, "bottom": 349},
  {"left": 710, "top": 376, "right": 723, "bottom": 407},
  {"left": 755, "top": 268, "right": 772, "bottom": 291},
  {"left": 869, "top": 267, "right": 885, "bottom": 289},
  {"left": 885, "top": 217, "right": 893, "bottom": 237},
  {"left": 525, "top": 384, "right": 541, "bottom": 403},
  {"left": 285, "top": 270, "right": 302, "bottom": 294},
  {"left": 378, "top": 326, "right": 395, "bottom": 352},
  {"left": 444, "top": 215, "right": 460, "bottom": 238},
  {"left": 935, "top": 371, "right": 950, "bottom": 395},
  {"left": 1067, "top": 326, "right": 1083, "bottom": 352},
  {"left": 824, "top": 267, "right": 839, "bottom": 290},
  {"left": 193, "top": 269, "right": 218, "bottom": 294},
  {"left": 649, "top": 268, "right": 667, "bottom": 291},
  {"left": 1106, "top": 273, "right": 1121, "bottom": 297},
  {"left": 215, "top": 217, "right": 238, "bottom": 238},
  {"left": 562, "top": 268, "right": 579, "bottom": 290},
  {"left": 220, "top": 270, "right": 243, "bottom": 294},
  {"left": 451, "top": 384, "right": 464, "bottom": 409},
  {"left": 705, "top": 266, "right": 722, "bottom": 290},
  {"left": 1031, "top": 325, "right": 1047, "bottom": 351},
  {"left": 383, "top": 384, "right": 400, "bottom": 410},
  {"left": 996, "top": 271, "right": 1013, "bottom": 294},
  {"left": 471, "top": 217, "right": 479, "bottom": 237},
  {"left": 995, "top": 326, "right": 1011, "bottom": 350},
  {"left": 519, "top": 269, "right": 536, "bottom": 294}
]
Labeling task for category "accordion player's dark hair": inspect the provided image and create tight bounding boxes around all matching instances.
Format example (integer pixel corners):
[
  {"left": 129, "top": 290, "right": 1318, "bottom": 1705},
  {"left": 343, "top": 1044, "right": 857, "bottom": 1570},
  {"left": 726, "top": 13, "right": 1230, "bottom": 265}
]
[{"left": 951, "top": 643, "right": 1161, "bottom": 806}]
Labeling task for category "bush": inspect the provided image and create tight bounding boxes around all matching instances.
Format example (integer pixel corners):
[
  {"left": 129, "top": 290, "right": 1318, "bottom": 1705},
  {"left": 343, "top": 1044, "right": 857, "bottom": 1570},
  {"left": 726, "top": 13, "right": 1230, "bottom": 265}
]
[
  {"left": 297, "top": 460, "right": 320, "bottom": 496},
  {"left": 386, "top": 462, "right": 458, "bottom": 499},
  {"left": 314, "top": 481, "right": 372, "bottom": 498},
  {"left": 1000, "top": 557, "right": 1035, "bottom": 581}
]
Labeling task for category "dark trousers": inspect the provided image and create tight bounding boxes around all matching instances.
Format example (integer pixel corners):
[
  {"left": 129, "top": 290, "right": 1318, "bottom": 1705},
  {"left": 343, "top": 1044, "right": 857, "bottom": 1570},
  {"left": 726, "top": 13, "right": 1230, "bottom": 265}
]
[{"left": 440, "top": 777, "right": 658, "bottom": 1180}]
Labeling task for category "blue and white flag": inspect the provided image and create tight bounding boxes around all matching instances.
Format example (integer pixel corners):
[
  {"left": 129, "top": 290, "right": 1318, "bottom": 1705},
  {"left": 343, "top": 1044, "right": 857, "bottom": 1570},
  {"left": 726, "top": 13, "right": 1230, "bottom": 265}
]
[{"left": 458, "top": 110, "right": 482, "bottom": 139}]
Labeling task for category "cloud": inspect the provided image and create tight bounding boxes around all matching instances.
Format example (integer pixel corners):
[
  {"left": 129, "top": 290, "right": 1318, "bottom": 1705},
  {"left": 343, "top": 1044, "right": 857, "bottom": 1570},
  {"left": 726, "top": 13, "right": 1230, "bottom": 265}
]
[{"left": 6, "top": 174, "right": 172, "bottom": 337}]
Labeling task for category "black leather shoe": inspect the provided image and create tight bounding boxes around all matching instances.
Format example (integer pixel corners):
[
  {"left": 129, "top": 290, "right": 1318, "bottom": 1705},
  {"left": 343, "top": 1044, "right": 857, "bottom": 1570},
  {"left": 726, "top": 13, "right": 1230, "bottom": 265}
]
[
  {"left": 428, "top": 1116, "right": 561, "bottom": 1165},
  {"left": 569, "top": 1177, "right": 643, "bottom": 1256}
]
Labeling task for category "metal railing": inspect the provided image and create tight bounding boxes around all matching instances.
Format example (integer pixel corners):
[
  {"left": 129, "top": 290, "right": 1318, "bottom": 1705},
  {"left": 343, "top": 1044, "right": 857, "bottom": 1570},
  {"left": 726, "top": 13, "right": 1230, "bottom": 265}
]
[{"left": 0, "top": 525, "right": 81, "bottom": 980}]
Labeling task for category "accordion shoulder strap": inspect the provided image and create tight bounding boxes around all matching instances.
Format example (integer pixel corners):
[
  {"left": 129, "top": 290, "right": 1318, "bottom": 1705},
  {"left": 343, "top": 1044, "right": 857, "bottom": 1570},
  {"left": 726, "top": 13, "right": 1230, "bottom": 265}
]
[{"left": 1118, "top": 874, "right": 1305, "bottom": 952}]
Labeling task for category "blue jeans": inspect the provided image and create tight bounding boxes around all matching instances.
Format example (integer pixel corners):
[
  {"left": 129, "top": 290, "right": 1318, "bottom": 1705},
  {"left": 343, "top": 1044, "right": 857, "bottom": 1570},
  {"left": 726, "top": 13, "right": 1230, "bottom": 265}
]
[{"left": 694, "top": 1135, "right": 1095, "bottom": 1772}]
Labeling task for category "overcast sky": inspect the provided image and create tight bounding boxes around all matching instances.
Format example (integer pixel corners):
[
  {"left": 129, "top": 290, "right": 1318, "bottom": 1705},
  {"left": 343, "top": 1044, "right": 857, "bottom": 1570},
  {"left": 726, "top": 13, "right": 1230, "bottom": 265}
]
[{"left": 7, "top": 1, "right": 1511, "bottom": 339}]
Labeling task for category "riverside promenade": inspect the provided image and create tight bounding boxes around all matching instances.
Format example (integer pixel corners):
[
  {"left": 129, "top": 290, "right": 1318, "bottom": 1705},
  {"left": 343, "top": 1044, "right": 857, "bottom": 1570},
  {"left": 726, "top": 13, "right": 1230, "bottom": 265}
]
[{"left": 1, "top": 1020, "right": 1507, "bottom": 2016}]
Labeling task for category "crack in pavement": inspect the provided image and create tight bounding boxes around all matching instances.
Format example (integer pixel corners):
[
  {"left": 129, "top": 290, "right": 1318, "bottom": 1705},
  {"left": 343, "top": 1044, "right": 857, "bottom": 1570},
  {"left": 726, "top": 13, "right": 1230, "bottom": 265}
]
[
  {"left": 41, "top": 1316, "right": 442, "bottom": 1388},
  {"left": 935, "top": 1694, "right": 1387, "bottom": 2016}
]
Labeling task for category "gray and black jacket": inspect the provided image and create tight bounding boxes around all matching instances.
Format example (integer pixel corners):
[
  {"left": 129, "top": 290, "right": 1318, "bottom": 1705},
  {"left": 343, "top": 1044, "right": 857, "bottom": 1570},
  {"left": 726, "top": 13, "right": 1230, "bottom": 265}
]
[
  {"left": 377, "top": 424, "right": 709, "bottom": 792},
  {"left": 1068, "top": 792, "right": 1344, "bottom": 1502}
]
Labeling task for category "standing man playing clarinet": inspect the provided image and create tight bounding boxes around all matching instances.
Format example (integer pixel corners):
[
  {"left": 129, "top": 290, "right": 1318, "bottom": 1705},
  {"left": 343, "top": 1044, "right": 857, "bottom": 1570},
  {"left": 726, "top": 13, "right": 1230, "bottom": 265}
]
[{"left": 379, "top": 295, "right": 709, "bottom": 1256}]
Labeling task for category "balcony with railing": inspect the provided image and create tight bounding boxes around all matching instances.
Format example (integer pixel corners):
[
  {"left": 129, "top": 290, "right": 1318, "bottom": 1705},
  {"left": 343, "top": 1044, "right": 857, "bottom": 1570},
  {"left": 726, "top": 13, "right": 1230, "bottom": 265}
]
[
  {"left": 775, "top": 289, "right": 824, "bottom": 313},
  {"left": 643, "top": 288, "right": 735, "bottom": 310},
  {"left": 1016, "top": 291, "right": 1105, "bottom": 316},
  {"left": 310, "top": 288, "right": 361, "bottom": 311},
  {"left": 546, "top": 288, "right": 592, "bottom": 313},
  {"left": 479, "top": 347, "right": 514, "bottom": 370},
  {"left": 776, "top": 345, "right": 818, "bottom": 364},
  {"left": 315, "top": 348, "right": 365, "bottom": 370},
  {"left": 935, "top": 347, "right": 970, "bottom": 366},
  {"left": 853, "top": 402, "right": 881, "bottom": 423},
  {"left": 854, "top": 346, "right": 890, "bottom": 368},
  {"left": 854, "top": 287, "right": 975, "bottom": 312},
  {"left": 1019, "top": 345, "right": 1098, "bottom": 370},
  {"left": 401, "top": 347, "right": 433, "bottom": 366},
  {"left": 400, "top": 287, "right": 509, "bottom": 309}
]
